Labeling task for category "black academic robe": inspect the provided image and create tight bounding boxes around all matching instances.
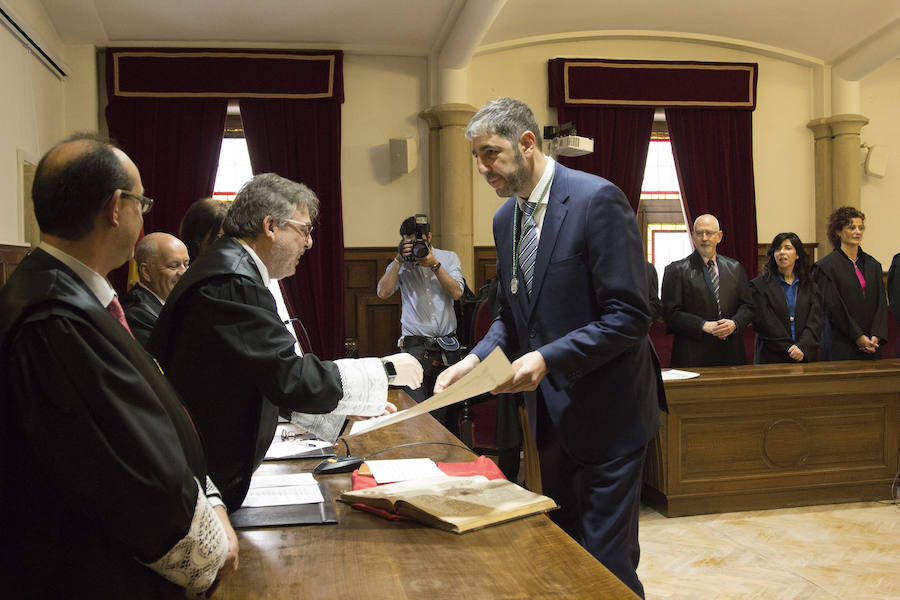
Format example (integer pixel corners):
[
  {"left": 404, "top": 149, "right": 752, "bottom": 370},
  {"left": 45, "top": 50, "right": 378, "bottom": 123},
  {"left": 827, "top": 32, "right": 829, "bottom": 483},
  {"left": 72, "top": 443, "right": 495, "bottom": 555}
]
[
  {"left": 813, "top": 248, "right": 888, "bottom": 361},
  {"left": 123, "top": 282, "right": 163, "bottom": 347},
  {"left": 887, "top": 252, "right": 900, "bottom": 327},
  {"left": 0, "top": 248, "right": 208, "bottom": 598},
  {"left": 148, "top": 237, "right": 343, "bottom": 511},
  {"left": 661, "top": 251, "right": 754, "bottom": 367},
  {"left": 749, "top": 274, "right": 823, "bottom": 364},
  {"left": 646, "top": 261, "right": 662, "bottom": 321}
]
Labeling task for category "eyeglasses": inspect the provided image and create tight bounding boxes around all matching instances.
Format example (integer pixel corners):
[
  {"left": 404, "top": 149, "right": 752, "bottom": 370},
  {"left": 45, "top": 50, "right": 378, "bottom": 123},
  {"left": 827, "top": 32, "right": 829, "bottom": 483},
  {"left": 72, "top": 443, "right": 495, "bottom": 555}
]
[
  {"left": 284, "top": 218, "right": 314, "bottom": 239},
  {"left": 693, "top": 230, "right": 720, "bottom": 239},
  {"left": 120, "top": 190, "right": 154, "bottom": 215}
]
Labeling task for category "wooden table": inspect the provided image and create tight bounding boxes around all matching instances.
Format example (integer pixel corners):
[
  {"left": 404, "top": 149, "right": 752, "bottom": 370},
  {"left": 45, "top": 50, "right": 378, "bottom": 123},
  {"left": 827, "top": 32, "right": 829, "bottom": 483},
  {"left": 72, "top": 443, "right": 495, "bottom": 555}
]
[
  {"left": 644, "top": 360, "right": 900, "bottom": 517},
  {"left": 217, "top": 391, "right": 639, "bottom": 600}
]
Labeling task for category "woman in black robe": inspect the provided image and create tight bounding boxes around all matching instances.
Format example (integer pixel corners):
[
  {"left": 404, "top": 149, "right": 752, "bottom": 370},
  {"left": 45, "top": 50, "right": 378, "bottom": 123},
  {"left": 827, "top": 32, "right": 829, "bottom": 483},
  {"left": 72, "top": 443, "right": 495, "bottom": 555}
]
[
  {"left": 750, "top": 232, "right": 822, "bottom": 363},
  {"left": 813, "top": 207, "right": 888, "bottom": 360}
]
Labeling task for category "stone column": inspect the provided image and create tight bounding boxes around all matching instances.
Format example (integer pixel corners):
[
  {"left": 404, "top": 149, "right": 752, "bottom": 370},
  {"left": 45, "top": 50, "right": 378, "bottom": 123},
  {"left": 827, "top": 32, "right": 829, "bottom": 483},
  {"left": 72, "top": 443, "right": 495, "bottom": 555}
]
[
  {"left": 806, "top": 114, "right": 868, "bottom": 260},
  {"left": 806, "top": 119, "right": 833, "bottom": 259},
  {"left": 828, "top": 114, "right": 868, "bottom": 210},
  {"left": 419, "top": 103, "right": 477, "bottom": 285}
]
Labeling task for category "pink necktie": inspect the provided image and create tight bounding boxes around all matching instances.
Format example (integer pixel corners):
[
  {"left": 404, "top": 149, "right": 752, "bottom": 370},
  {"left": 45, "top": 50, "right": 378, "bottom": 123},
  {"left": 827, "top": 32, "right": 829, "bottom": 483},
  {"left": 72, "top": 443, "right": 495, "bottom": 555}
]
[
  {"left": 107, "top": 295, "right": 134, "bottom": 337},
  {"left": 853, "top": 262, "right": 866, "bottom": 296}
]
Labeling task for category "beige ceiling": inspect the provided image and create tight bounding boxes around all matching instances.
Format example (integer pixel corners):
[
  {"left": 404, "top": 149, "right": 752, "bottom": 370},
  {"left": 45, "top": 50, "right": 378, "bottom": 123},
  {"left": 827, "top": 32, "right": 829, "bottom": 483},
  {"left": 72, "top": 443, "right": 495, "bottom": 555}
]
[{"left": 38, "top": 0, "right": 900, "bottom": 76}]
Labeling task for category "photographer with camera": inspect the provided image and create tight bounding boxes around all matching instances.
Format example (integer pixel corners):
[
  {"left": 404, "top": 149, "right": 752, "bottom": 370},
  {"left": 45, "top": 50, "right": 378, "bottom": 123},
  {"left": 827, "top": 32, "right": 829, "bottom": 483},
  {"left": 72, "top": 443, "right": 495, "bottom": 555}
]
[{"left": 377, "top": 215, "right": 465, "bottom": 434}]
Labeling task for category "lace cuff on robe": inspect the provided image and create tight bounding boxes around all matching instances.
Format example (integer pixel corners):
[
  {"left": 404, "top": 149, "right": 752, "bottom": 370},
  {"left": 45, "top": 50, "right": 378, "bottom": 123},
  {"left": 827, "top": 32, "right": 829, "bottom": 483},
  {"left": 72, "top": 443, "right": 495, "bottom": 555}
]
[
  {"left": 290, "top": 357, "right": 388, "bottom": 442},
  {"left": 141, "top": 481, "right": 228, "bottom": 596},
  {"left": 205, "top": 476, "right": 224, "bottom": 509}
]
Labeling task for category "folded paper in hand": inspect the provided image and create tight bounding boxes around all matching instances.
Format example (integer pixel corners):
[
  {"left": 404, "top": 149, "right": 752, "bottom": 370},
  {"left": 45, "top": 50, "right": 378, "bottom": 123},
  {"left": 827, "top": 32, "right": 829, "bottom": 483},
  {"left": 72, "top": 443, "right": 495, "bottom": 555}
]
[{"left": 348, "top": 347, "right": 514, "bottom": 436}]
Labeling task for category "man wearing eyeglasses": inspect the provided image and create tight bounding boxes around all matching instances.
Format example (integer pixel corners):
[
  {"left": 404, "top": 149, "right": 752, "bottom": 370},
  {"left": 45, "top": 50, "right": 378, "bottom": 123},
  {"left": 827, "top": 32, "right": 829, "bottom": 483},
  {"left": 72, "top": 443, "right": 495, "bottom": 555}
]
[
  {"left": 0, "top": 134, "right": 237, "bottom": 597},
  {"left": 149, "top": 173, "right": 423, "bottom": 511},
  {"left": 661, "top": 213, "right": 754, "bottom": 367},
  {"left": 122, "top": 232, "right": 190, "bottom": 347}
]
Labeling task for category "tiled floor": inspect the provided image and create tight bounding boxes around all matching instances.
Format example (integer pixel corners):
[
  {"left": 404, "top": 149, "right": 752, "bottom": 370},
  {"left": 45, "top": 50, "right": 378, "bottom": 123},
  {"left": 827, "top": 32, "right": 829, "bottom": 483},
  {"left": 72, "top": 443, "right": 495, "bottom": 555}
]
[{"left": 637, "top": 500, "right": 900, "bottom": 599}]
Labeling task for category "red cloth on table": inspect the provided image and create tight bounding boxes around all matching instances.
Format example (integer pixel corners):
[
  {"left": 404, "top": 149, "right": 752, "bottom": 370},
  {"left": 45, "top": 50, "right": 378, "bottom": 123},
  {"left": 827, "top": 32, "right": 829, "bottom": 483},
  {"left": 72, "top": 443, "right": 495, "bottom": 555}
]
[{"left": 348, "top": 455, "right": 505, "bottom": 521}]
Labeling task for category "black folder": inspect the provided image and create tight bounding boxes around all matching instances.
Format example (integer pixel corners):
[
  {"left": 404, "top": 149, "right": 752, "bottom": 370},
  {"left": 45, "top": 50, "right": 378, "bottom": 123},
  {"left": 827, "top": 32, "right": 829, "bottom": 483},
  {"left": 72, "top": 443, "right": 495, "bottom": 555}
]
[{"left": 229, "top": 482, "right": 338, "bottom": 528}]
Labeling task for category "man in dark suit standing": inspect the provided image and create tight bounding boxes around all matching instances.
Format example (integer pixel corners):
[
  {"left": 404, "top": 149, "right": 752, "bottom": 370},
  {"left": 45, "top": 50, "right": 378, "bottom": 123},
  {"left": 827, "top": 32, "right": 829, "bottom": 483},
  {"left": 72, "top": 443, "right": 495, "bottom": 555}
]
[
  {"left": 123, "top": 232, "right": 189, "bottom": 346},
  {"left": 661, "top": 214, "right": 753, "bottom": 367},
  {"left": 435, "top": 98, "right": 664, "bottom": 598}
]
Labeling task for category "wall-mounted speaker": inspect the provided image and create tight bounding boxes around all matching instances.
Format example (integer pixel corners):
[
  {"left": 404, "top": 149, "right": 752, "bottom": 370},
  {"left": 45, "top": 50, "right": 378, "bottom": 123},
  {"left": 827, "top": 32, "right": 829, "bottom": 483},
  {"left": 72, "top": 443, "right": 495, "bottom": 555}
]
[
  {"left": 390, "top": 137, "right": 417, "bottom": 178},
  {"left": 864, "top": 145, "right": 888, "bottom": 178}
]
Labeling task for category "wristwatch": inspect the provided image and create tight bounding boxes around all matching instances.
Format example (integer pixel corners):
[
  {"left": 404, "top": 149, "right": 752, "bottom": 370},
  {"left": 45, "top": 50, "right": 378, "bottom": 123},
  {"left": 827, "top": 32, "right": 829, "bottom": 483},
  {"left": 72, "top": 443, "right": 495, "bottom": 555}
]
[
  {"left": 430, "top": 262, "right": 441, "bottom": 273},
  {"left": 381, "top": 358, "right": 397, "bottom": 384}
]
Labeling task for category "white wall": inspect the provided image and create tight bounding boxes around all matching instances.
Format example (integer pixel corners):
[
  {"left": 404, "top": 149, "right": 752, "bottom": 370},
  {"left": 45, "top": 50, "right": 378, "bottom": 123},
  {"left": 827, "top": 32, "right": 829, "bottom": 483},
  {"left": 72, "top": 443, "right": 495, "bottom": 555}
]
[
  {"left": 341, "top": 54, "right": 430, "bottom": 246},
  {"left": 0, "top": 0, "right": 97, "bottom": 245},
  {"left": 860, "top": 58, "right": 900, "bottom": 268},
  {"left": 469, "top": 39, "right": 816, "bottom": 248}
]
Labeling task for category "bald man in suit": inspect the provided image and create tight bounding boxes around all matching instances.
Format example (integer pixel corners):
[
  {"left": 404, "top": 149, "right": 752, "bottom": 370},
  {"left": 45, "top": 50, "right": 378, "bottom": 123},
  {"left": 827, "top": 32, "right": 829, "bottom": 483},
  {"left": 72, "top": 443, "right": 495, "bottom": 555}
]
[{"left": 662, "top": 214, "right": 753, "bottom": 367}]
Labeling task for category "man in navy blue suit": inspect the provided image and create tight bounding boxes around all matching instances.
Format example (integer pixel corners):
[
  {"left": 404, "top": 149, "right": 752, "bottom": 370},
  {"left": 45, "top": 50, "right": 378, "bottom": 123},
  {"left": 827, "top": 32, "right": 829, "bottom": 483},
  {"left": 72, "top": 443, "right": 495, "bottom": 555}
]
[{"left": 435, "top": 97, "right": 665, "bottom": 597}]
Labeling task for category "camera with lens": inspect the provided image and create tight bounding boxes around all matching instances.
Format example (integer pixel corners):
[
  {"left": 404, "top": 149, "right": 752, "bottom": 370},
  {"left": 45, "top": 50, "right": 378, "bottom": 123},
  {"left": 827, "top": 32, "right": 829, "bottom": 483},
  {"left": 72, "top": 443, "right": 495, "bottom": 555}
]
[{"left": 398, "top": 214, "right": 430, "bottom": 262}]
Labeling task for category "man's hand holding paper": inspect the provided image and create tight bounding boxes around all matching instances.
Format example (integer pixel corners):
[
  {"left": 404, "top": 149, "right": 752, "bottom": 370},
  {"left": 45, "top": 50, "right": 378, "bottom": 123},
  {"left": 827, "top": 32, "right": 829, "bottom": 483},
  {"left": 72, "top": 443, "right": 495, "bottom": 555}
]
[
  {"left": 490, "top": 350, "right": 547, "bottom": 394},
  {"left": 433, "top": 354, "right": 480, "bottom": 394},
  {"left": 349, "top": 348, "right": 514, "bottom": 436}
]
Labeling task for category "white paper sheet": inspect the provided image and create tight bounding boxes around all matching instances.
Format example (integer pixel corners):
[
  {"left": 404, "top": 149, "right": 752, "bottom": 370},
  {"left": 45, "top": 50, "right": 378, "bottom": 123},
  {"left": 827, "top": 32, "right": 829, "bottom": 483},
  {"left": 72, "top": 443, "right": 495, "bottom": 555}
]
[
  {"left": 364, "top": 458, "right": 446, "bottom": 484},
  {"left": 241, "top": 472, "right": 324, "bottom": 507},
  {"left": 661, "top": 368, "right": 700, "bottom": 381}
]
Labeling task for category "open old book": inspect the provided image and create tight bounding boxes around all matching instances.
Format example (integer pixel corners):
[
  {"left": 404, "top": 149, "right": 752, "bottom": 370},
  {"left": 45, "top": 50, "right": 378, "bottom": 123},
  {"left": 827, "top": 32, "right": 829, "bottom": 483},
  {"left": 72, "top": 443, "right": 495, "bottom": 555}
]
[{"left": 338, "top": 475, "right": 557, "bottom": 534}]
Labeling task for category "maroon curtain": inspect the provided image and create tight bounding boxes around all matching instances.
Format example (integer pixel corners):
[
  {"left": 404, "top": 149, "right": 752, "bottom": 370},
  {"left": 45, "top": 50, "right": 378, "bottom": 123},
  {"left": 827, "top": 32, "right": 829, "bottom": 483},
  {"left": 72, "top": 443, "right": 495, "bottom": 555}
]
[
  {"left": 555, "top": 107, "right": 654, "bottom": 212},
  {"left": 105, "top": 98, "right": 227, "bottom": 237},
  {"left": 104, "top": 98, "right": 226, "bottom": 295},
  {"left": 665, "top": 108, "right": 758, "bottom": 277},
  {"left": 240, "top": 99, "right": 344, "bottom": 360}
]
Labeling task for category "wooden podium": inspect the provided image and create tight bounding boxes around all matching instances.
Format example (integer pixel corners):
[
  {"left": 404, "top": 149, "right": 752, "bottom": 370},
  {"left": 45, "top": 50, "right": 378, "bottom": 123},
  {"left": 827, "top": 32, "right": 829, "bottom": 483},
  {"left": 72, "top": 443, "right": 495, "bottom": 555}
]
[
  {"left": 216, "top": 391, "right": 639, "bottom": 599},
  {"left": 644, "top": 360, "right": 900, "bottom": 517}
]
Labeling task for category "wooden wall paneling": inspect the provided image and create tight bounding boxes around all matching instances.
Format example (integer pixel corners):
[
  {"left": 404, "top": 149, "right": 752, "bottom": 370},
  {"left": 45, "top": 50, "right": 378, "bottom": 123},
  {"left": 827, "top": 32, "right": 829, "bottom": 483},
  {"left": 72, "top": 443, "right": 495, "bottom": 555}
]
[
  {"left": 473, "top": 246, "right": 497, "bottom": 292},
  {"left": 356, "top": 293, "right": 401, "bottom": 358},
  {"left": 344, "top": 249, "right": 400, "bottom": 357}
]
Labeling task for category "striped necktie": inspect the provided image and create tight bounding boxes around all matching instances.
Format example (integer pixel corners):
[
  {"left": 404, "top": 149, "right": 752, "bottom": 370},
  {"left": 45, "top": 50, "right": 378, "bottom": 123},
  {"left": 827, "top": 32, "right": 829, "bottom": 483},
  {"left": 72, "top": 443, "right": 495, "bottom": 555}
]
[
  {"left": 519, "top": 201, "right": 539, "bottom": 294},
  {"left": 707, "top": 259, "right": 721, "bottom": 318}
]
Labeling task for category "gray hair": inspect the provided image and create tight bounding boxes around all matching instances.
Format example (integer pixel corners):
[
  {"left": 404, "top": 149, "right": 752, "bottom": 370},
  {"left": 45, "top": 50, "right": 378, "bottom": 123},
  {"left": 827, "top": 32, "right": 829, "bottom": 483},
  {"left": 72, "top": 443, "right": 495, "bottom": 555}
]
[
  {"left": 465, "top": 97, "right": 543, "bottom": 147},
  {"left": 223, "top": 173, "right": 320, "bottom": 238}
]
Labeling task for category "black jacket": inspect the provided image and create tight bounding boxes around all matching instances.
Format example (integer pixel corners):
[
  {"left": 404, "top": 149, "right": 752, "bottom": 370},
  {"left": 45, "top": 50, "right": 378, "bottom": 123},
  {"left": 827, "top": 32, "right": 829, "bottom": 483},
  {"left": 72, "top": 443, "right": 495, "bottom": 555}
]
[
  {"left": 123, "top": 282, "right": 163, "bottom": 347},
  {"left": 813, "top": 248, "right": 888, "bottom": 361},
  {"left": 749, "top": 273, "right": 822, "bottom": 364},
  {"left": 0, "top": 248, "right": 207, "bottom": 598},
  {"left": 149, "top": 237, "right": 343, "bottom": 510},
  {"left": 662, "top": 250, "right": 753, "bottom": 367}
]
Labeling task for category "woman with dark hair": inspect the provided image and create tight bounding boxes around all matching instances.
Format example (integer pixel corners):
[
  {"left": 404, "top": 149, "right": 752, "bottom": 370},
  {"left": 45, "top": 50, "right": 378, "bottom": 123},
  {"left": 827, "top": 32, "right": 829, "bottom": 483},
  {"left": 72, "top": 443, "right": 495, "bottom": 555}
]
[
  {"left": 178, "top": 198, "right": 228, "bottom": 261},
  {"left": 813, "top": 206, "right": 888, "bottom": 360},
  {"left": 750, "top": 232, "right": 822, "bottom": 363}
]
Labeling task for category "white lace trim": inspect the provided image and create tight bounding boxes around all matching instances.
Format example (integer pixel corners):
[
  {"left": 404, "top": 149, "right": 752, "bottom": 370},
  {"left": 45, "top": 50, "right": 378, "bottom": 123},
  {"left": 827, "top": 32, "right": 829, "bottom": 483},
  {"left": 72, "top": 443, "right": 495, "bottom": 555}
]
[
  {"left": 333, "top": 357, "right": 388, "bottom": 416},
  {"left": 290, "top": 358, "right": 388, "bottom": 442},
  {"left": 205, "top": 476, "right": 225, "bottom": 509},
  {"left": 141, "top": 481, "right": 228, "bottom": 595}
]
